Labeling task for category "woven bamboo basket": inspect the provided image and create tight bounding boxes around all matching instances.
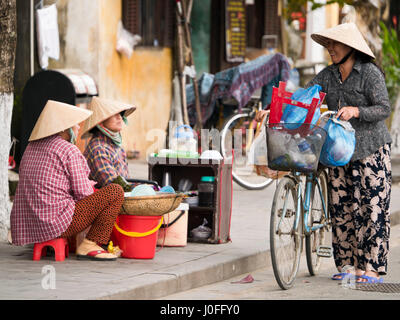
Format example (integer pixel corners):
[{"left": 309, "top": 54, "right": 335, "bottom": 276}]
[{"left": 121, "top": 193, "right": 186, "bottom": 216}]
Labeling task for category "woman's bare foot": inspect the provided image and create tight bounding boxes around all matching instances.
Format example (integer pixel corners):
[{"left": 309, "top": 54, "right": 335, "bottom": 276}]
[
  {"left": 331, "top": 266, "right": 356, "bottom": 280},
  {"left": 356, "top": 270, "right": 379, "bottom": 283},
  {"left": 355, "top": 269, "right": 365, "bottom": 277}
]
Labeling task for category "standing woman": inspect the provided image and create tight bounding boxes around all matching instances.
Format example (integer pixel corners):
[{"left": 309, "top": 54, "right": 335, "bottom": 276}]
[
  {"left": 11, "top": 100, "right": 124, "bottom": 261},
  {"left": 81, "top": 97, "right": 136, "bottom": 189},
  {"left": 255, "top": 22, "right": 391, "bottom": 283},
  {"left": 307, "top": 23, "right": 392, "bottom": 283}
]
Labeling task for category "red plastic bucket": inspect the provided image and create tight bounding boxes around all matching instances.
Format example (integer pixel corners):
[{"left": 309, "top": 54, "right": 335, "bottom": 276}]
[{"left": 111, "top": 215, "right": 163, "bottom": 259}]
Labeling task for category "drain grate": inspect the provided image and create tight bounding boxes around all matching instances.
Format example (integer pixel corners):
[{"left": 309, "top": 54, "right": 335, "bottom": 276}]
[{"left": 354, "top": 283, "right": 400, "bottom": 293}]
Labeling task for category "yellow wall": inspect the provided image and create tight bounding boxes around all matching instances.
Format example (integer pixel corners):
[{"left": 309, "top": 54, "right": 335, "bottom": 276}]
[
  {"left": 323, "top": 3, "right": 340, "bottom": 62},
  {"left": 47, "top": 0, "right": 172, "bottom": 160},
  {"left": 98, "top": 1, "right": 172, "bottom": 160},
  {"left": 325, "top": 3, "right": 339, "bottom": 29}
]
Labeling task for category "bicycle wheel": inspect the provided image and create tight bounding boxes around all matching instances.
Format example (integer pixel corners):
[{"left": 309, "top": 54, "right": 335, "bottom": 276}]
[
  {"left": 220, "top": 110, "right": 273, "bottom": 190},
  {"left": 270, "top": 176, "right": 302, "bottom": 290},
  {"left": 305, "top": 169, "right": 331, "bottom": 276}
]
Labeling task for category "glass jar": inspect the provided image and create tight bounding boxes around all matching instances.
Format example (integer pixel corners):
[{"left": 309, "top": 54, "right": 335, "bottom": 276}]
[{"left": 198, "top": 176, "right": 215, "bottom": 207}]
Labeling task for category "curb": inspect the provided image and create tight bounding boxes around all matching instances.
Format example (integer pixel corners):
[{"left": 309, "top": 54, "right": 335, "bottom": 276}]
[
  {"left": 100, "top": 210, "right": 400, "bottom": 300},
  {"left": 96, "top": 211, "right": 400, "bottom": 300},
  {"left": 99, "top": 250, "right": 271, "bottom": 300}
]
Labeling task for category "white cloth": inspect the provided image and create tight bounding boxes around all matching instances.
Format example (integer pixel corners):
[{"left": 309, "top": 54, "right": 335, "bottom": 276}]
[
  {"left": 116, "top": 20, "right": 141, "bottom": 59},
  {"left": 36, "top": 4, "right": 60, "bottom": 69}
]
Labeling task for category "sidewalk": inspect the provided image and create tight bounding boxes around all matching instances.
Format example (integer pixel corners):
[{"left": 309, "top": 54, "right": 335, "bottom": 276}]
[{"left": 1, "top": 159, "right": 400, "bottom": 300}]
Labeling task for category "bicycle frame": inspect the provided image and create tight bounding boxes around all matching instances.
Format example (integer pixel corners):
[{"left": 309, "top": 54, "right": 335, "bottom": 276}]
[{"left": 290, "top": 171, "right": 329, "bottom": 236}]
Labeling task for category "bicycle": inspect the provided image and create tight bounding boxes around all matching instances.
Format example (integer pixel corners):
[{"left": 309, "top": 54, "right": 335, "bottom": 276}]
[
  {"left": 265, "top": 82, "right": 333, "bottom": 289},
  {"left": 268, "top": 121, "right": 335, "bottom": 289},
  {"left": 220, "top": 96, "right": 274, "bottom": 190},
  {"left": 269, "top": 165, "right": 332, "bottom": 290}
]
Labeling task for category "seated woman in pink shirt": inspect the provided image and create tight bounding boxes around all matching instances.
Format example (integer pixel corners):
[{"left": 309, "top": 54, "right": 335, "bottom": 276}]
[{"left": 10, "top": 100, "right": 124, "bottom": 261}]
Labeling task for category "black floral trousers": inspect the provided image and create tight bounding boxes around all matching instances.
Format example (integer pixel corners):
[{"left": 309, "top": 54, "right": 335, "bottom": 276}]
[{"left": 327, "top": 144, "right": 391, "bottom": 275}]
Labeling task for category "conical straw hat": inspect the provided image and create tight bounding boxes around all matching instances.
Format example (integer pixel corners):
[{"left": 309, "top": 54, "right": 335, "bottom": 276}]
[
  {"left": 29, "top": 100, "right": 93, "bottom": 142},
  {"left": 81, "top": 96, "right": 136, "bottom": 139},
  {"left": 311, "top": 22, "right": 375, "bottom": 59}
]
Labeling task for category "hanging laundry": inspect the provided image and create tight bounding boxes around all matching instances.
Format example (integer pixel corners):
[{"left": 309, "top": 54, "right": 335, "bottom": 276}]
[{"left": 35, "top": 4, "right": 60, "bottom": 69}]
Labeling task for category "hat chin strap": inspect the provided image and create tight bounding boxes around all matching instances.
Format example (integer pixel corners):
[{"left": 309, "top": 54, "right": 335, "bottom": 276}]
[{"left": 333, "top": 48, "right": 355, "bottom": 66}]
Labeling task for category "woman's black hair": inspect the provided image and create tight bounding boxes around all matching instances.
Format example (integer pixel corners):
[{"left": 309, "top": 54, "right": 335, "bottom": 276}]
[
  {"left": 89, "top": 126, "right": 99, "bottom": 135},
  {"left": 354, "top": 50, "right": 385, "bottom": 78}
]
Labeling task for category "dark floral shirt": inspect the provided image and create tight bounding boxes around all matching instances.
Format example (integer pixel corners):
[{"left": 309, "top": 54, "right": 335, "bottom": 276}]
[{"left": 307, "top": 58, "right": 392, "bottom": 161}]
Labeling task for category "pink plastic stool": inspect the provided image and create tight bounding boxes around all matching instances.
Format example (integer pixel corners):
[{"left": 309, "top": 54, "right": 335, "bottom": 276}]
[{"left": 32, "top": 238, "right": 69, "bottom": 261}]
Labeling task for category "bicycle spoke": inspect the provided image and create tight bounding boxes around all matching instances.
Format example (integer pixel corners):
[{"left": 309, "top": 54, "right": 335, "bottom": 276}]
[
  {"left": 220, "top": 111, "right": 273, "bottom": 190},
  {"left": 270, "top": 176, "right": 302, "bottom": 289},
  {"left": 305, "top": 170, "right": 331, "bottom": 276}
]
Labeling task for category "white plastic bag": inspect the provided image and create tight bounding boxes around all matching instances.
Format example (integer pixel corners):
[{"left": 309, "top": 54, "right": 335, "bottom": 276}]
[
  {"left": 36, "top": 4, "right": 60, "bottom": 69},
  {"left": 116, "top": 21, "right": 141, "bottom": 59},
  {"left": 247, "top": 123, "right": 268, "bottom": 166},
  {"left": 247, "top": 116, "right": 268, "bottom": 166},
  {"left": 248, "top": 114, "right": 289, "bottom": 179}
]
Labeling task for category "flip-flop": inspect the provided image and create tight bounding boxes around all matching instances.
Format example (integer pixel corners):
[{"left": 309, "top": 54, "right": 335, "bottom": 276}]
[
  {"left": 331, "top": 273, "right": 357, "bottom": 281},
  {"left": 356, "top": 275, "right": 383, "bottom": 284},
  {"left": 77, "top": 250, "right": 117, "bottom": 261}
]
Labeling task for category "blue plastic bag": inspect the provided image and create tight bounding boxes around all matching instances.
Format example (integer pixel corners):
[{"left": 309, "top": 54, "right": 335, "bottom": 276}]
[
  {"left": 319, "top": 117, "right": 356, "bottom": 167},
  {"left": 281, "top": 84, "right": 322, "bottom": 125}
]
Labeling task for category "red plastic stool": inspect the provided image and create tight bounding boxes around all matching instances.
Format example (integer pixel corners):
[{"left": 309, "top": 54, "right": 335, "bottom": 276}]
[{"left": 32, "top": 238, "right": 69, "bottom": 261}]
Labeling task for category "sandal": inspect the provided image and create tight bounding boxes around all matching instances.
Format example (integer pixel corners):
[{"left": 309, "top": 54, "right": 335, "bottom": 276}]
[
  {"left": 356, "top": 275, "right": 383, "bottom": 284},
  {"left": 76, "top": 238, "right": 117, "bottom": 261},
  {"left": 77, "top": 249, "right": 117, "bottom": 261},
  {"left": 331, "top": 272, "right": 356, "bottom": 281}
]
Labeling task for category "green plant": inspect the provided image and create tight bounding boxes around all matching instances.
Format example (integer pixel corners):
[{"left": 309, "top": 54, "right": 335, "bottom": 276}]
[{"left": 380, "top": 21, "right": 400, "bottom": 106}]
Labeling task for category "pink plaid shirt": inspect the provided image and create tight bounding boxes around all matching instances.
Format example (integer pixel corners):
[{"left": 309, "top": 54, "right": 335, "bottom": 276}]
[{"left": 10, "top": 135, "right": 94, "bottom": 245}]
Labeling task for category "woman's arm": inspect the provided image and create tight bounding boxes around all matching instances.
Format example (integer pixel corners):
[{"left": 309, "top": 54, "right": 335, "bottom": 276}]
[
  {"left": 66, "top": 152, "right": 94, "bottom": 201},
  {"left": 358, "top": 65, "right": 391, "bottom": 123},
  {"left": 86, "top": 148, "right": 118, "bottom": 187}
]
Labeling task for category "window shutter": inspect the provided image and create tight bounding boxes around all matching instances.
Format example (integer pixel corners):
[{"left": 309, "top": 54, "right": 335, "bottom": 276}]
[
  {"left": 163, "top": 0, "right": 175, "bottom": 47},
  {"left": 154, "top": 0, "right": 175, "bottom": 47},
  {"left": 246, "top": 0, "right": 265, "bottom": 48},
  {"left": 264, "top": 0, "right": 280, "bottom": 38},
  {"left": 122, "top": 0, "right": 141, "bottom": 35}
]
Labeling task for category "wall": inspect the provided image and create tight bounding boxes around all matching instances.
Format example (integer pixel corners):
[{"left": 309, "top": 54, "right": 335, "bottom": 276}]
[
  {"left": 98, "top": 0, "right": 172, "bottom": 160},
  {"left": 305, "top": 0, "right": 326, "bottom": 63},
  {"left": 49, "top": 0, "right": 173, "bottom": 160},
  {"left": 191, "top": 0, "right": 211, "bottom": 77}
]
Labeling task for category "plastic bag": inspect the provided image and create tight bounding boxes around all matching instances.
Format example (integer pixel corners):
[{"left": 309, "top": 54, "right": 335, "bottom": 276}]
[
  {"left": 281, "top": 84, "right": 322, "bottom": 125},
  {"left": 247, "top": 118, "right": 268, "bottom": 166},
  {"left": 319, "top": 117, "right": 355, "bottom": 167},
  {"left": 36, "top": 4, "right": 60, "bottom": 69},
  {"left": 190, "top": 218, "right": 212, "bottom": 240},
  {"left": 116, "top": 21, "right": 141, "bottom": 59},
  {"left": 248, "top": 114, "right": 288, "bottom": 179}
]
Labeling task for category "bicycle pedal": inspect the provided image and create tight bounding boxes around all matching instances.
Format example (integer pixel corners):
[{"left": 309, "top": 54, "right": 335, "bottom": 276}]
[{"left": 316, "top": 245, "right": 333, "bottom": 258}]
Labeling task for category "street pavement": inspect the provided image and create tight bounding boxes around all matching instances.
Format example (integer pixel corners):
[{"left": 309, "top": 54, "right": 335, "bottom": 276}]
[
  {"left": 1, "top": 159, "right": 400, "bottom": 300},
  {"left": 161, "top": 224, "right": 400, "bottom": 300}
]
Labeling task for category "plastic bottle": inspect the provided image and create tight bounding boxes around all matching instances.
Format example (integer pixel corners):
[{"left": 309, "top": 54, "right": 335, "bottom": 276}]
[
  {"left": 289, "top": 133, "right": 316, "bottom": 168},
  {"left": 307, "top": 133, "right": 323, "bottom": 154},
  {"left": 298, "top": 136, "right": 316, "bottom": 167},
  {"left": 170, "top": 125, "right": 197, "bottom": 153},
  {"left": 198, "top": 176, "right": 215, "bottom": 207}
]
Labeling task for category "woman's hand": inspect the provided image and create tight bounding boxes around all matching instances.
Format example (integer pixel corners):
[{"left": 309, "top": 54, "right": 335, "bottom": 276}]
[
  {"left": 336, "top": 106, "right": 359, "bottom": 121},
  {"left": 255, "top": 110, "right": 269, "bottom": 122}
]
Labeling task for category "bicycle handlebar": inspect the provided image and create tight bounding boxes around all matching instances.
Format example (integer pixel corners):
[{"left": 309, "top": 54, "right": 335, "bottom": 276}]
[{"left": 320, "top": 110, "right": 337, "bottom": 119}]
